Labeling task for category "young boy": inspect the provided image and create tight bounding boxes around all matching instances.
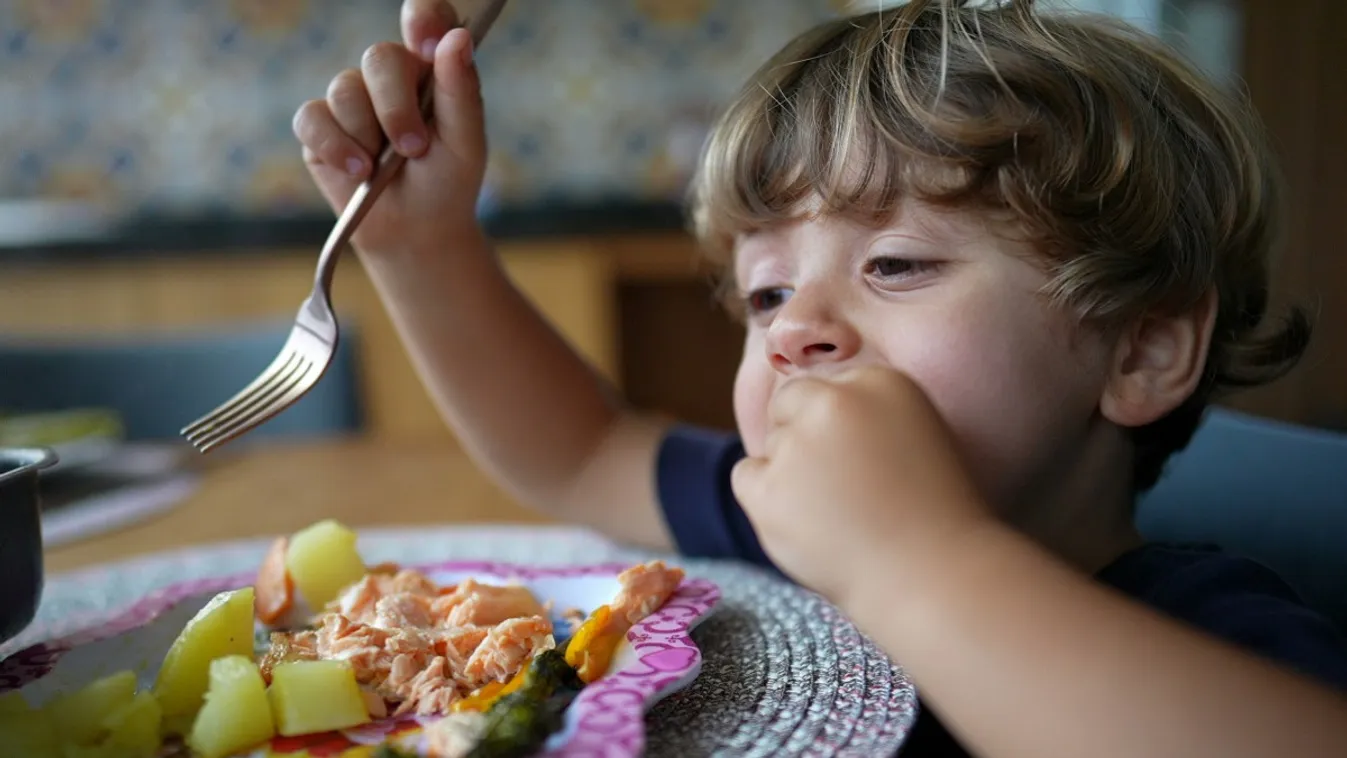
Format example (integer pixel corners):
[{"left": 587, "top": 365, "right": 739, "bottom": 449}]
[{"left": 293, "top": 0, "right": 1347, "bottom": 754}]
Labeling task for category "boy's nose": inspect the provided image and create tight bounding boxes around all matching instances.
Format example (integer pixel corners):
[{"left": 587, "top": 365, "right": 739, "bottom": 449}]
[{"left": 766, "top": 305, "right": 862, "bottom": 373}]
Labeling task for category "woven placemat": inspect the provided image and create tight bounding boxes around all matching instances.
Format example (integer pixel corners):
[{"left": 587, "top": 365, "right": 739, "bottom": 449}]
[{"left": 7, "top": 525, "right": 917, "bottom": 756}]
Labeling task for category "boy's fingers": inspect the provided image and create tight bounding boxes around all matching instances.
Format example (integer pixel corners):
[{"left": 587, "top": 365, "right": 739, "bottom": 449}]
[
  {"left": 301, "top": 145, "right": 357, "bottom": 210},
  {"left": 401, "top": 0, "right": 459, "bottom": 61},
  {"left": 361, "top": 42, "right": 430, "bottom": 159},
  {"left": 326, "top": 68, "right": 382, "bottom": 158},
  {"left": 430, "top": 28, "right": 486, "bottom": 166},
  {"left": 293, "top": 99, "right": 369, "bottom": 184}
]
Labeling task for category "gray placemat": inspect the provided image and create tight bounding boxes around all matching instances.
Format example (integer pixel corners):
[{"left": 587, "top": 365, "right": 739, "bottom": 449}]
[{"left": 7, "top": 525, "right": 916, "bottom": 755}]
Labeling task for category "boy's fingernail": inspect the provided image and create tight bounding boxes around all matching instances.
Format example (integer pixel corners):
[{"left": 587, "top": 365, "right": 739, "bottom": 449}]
[
  {"left": 398, "top": 133, "right": 427, "bottom": 155},
  {"left": 420, "top": 39, "right": 438, "bottom": 61},
  {"left": 346, "top": 157, "right": 365, "bottom": 177}
]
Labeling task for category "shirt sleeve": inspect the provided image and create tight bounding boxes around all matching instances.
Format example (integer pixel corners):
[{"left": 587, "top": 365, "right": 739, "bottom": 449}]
[
  {"left": 1108, "top": 547, "right": 1347, "bottom": 694},
  {"left": 654, "top": 424, "right": 776, "bottom": 569},
  {"left": 1177, "top": 560, "right": 1347, "bottom": 693}
]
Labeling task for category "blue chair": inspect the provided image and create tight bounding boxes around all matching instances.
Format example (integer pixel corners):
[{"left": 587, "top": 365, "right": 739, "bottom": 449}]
[
  {"left": 0, "top": 320, "right": 364, "bottom": 444},
  {"left": 1138, "top": 407, "right": 1347, "bottom": 628}
]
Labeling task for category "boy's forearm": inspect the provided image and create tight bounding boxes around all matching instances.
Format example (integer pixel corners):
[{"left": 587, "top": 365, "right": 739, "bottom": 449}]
[
  {"left": 358, "top": 233, "right": 645, "bottom": 521},
  {"left": 846, "top": 525, "right": 1347, "bottom": 758}
]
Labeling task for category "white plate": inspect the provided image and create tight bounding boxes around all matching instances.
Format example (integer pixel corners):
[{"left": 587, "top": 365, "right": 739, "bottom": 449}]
[{"left": 3, "top": 560, "right": 720, "bottom": 757}]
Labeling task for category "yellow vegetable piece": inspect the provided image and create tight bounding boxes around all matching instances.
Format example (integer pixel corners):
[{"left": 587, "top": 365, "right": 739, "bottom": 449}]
[
  {"left": 285, "top": 519, "right": 367, "bottom": 609},
  {"left": 451, "top": 666, "right": 528, "bottom": 714},
  {"left": 0, "top": 690, "right": 31, "bottom": 715},
  {"left": 451, "top": 680, "right": 505, "bottom": 713},
  {"left": 565, "top": 605, "right": 611, "bottom": 665},
  {"left": 61, "top": 743, "right": 153, "bottom": 758},
  {"left": 60, "top": 743, "right": 118, "bottom": 758},
  {"left": 565, "top": 605, "right": 627, "bottom": 683},
  {"left": 187, "top": 655, "right": 276, "bottom": 758},
  {"left": 102, "top": 691, "right": 162, "bottom": 757},
  {"left": 160, "top": 713, "right": 194, "bottom": 740},
  {"left": 576, "top": 630, "right": 624, "bottom": 684},
  {"left": 267, "top": 660, "right": 370, "bottom": 737},
  {"left": 0, "top": 710, "right": 59, "bottom": 758},
  {"left": 153, "top": 586, "right": 256, "bottom": 726},
  {"left": 43, "top": 669, "right": 138, "bottom": 746}
]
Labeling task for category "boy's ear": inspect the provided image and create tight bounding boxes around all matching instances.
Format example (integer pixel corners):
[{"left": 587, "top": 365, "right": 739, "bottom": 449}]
[{"left": 1100, "top": 290, "right": 1218, "bottom": 428}]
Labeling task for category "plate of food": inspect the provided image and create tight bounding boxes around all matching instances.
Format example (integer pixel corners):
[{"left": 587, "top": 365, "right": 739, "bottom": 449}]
[{"left": 0, "top": 520, "right": 721, "bottom": 758}]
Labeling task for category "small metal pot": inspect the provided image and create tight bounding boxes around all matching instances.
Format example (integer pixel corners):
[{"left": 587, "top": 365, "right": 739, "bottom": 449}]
[{"left": 0, "top": 447, "right": 57, "bottom": 644}]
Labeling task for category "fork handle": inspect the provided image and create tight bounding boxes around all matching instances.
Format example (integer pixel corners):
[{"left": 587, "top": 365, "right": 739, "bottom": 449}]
[
  {"left": 311, "top": 1, "right": 508, "bottom": 294},
  {"left": 312, "top": 142, "right": 412, "bottom": 293}
]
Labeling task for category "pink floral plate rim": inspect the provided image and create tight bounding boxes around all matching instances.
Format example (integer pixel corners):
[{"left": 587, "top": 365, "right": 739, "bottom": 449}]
[{"left": 0, "top": 560, "right": 722, "bottom": 758}]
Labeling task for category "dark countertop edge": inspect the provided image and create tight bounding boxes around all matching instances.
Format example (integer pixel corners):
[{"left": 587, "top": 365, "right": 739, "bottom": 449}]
[{"left": 0, "top": 200, "right": 691, "bottom": 262}]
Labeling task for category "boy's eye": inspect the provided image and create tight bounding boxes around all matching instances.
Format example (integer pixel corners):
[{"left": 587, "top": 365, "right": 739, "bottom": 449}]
[
  {"left": 864, "top": 256, "right": 937, "bottom": 280},
  {"left": 744, "top": 287, "right": 791, "bottom": 315}
]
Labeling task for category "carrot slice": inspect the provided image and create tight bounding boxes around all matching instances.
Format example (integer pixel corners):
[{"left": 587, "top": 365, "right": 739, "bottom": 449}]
[{"left": 255, "top": 536, "right": 296, "bottom": 625}]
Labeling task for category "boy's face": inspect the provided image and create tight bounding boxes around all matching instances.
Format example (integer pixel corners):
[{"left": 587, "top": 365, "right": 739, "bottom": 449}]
[{"left": 731, "top": 200, "right": 1120, "bottom": 512}]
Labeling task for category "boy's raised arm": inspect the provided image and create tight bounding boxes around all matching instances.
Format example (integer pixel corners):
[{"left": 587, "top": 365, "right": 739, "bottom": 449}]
[
  {"left": 363, "top": 235, "right": 675, "bottom": 550},
  {"left": 294, "top": 6, "right": 673, "bottom": 549}
]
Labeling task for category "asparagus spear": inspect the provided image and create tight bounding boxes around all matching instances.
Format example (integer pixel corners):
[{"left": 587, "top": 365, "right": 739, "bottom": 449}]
[{"left": 464, "top": 649, "right": 584, "bottom": 758}]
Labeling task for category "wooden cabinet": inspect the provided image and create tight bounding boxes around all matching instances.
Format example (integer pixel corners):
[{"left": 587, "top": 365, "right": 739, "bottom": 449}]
[
  {"left": 0, "top": 232, "right": 747, "bottom": 439},
  {"left": 1231, "top": 0, "right": 1347, "bottom": 429},
  {"left": 0, "top": 238, "right": 640, "bottom": 440}
]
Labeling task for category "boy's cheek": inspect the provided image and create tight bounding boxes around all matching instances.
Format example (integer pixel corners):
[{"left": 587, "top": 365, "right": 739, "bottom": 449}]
[
  {"left": 733, "top": 355, "right": 772, "bottom": 458},
  {"left": 904, "top": 329, "right": 1110, "bottom": 508}
]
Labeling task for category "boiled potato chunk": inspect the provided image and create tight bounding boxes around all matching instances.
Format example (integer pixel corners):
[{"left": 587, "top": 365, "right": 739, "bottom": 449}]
[
  {"left": 59, "top": 740, "right": 153, "bottom": 758},
  {"left": 101, "top": 691, "right": 162, "bottom": 757},
  {"left": 160, "top": 712, "right": 195, "bottom": 740},
  {"left": 187, "top": 655, "right": 275, "bottom": 758},
  {"left": 60, "top": 744, "right": 118, "bottom": 758},
  {"left": 0, "top": 707, "right": 59, "bottom": 758},
  {"left": 267, "top": 660, "right": 370, "bottom": 736},
  {"left": 153, "top": 587, "right": 256, "bottom": 725},
  {"left": 43, "top": 669, "right": 138, "bottom": 745},
  {"left": 0, "top": 690, "right": 31, "bottom": 715},
  {"left": 285, "top": 519, "right": 366, "bottom": 608}
]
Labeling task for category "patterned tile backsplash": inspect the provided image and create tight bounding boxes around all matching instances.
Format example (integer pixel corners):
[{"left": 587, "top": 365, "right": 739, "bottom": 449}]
[{"left": 0, "top": 0, "right": 1229, "bottom": 216}]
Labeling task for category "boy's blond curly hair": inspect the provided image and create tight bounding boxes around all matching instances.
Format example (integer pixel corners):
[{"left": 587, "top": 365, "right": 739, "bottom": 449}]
[{"left": 687, "top": 0, "right": 1310, "bottom": 491}]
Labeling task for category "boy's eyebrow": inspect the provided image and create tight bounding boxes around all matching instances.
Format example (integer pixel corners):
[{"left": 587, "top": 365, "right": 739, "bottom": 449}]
[
  {"left": 730, "top": 232, "right": 791, "bottom": 281},
  {"left": 869, "top": 231, "right": 940, "bottom": 247},
  {"left": 731, "top": 241, "right": 769, "bottom": 276}
]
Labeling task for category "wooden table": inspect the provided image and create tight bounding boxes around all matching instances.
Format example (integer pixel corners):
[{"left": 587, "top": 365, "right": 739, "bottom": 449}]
[{"left": 44, "top": 437, "right": 554, "bottom": 574}]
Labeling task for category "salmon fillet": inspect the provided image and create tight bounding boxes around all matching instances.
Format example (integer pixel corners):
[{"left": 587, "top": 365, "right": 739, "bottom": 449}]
[
  {"left": 258, "top": 630, "right": 319, "bottom": 684},
  {"left": 611, "top": 561, "right": 686, "bottom": 625},
  {"left": 431, "top": 578, "right": 548, "bottom": 628},
  {"left": 270, "top": 560, "right": 680, "bottom": 722}
]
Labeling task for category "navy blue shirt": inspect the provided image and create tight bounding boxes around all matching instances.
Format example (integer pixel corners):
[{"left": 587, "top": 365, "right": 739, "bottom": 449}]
[{"left": 656, "top": 425, "right": 1347, "bottom": 756}]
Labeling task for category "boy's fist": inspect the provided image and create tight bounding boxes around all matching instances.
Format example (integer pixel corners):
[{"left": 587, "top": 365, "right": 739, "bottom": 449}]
[
  {"left": 294, "top": 1, "right": 486, "bottom": 258},
  {"left": 731, "top": 366, "right": 991, "bottom": 604}
]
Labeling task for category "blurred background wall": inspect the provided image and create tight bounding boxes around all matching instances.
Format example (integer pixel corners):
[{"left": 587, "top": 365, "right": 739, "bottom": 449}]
[
  {"left": 0, "top": 0, "right": 1245, "bottom": 214},
  {"left": 0, "top": 0, "right": 1340, "bottom": 445}
]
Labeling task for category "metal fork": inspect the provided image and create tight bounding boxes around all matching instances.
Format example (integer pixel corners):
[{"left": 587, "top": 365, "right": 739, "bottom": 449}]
[{"left": 182, "top": 0, "right": 509, "bottom": 453}]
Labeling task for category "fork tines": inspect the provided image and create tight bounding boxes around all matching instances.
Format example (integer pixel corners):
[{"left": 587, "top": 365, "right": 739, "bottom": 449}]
[{"left": 180, "top": 329, "right": 324, "bottom": 453}]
